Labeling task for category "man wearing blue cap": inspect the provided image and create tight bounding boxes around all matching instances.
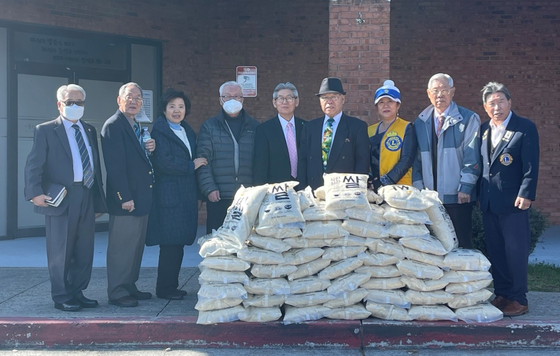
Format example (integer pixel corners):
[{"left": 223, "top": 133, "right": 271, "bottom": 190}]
[
  {"left": 413, "top": 73, "right": 481, "bottom": 248},
  {"left": 297, "top": 77, "right": 369, "bottom": 190}
]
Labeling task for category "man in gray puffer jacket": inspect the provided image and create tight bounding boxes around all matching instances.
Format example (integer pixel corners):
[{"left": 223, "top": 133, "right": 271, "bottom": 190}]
[{"left": 197, "top": 81, "right": 260, "bottom": 234}]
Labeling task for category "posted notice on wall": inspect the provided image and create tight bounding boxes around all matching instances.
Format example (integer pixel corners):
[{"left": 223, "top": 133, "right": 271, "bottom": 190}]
[
  {"left": 136, "top": 90, "right": 153, "bottom": 123},
  {"left": 236, "top": 66, "right": 257, "bottom": 97}
]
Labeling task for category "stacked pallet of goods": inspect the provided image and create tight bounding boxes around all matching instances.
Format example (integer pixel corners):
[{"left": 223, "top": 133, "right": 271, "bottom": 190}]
[{"left": 196, "top": 173, "right": 503, "bottom": 325}]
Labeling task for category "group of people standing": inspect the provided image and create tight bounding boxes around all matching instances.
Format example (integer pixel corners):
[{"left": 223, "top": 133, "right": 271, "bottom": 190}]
[{"left": 24, "top": 73, "right": 539, "bottom": 319}]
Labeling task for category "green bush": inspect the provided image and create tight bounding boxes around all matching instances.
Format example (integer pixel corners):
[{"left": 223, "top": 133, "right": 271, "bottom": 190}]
[{"left": 471, "top": 205, "right": 551, "bottom": 257}]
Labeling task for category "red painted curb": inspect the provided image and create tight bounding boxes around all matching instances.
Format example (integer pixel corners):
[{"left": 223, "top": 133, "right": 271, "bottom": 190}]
[{"left": 2, "top": 317, "right": 560, "bottom": 349}]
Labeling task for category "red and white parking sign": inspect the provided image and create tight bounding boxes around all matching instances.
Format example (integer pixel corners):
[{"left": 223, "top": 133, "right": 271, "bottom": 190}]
[{"left": 236, "top": 66, "right": 257, "bottom": 97}]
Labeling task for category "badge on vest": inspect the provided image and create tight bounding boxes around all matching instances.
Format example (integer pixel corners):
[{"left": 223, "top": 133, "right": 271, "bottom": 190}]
[
  {"left": 500, "top": 153, "right": 513, "bottom": 166},
  {"left": 384, "top": 131, "right": 403, "bottom": 151}
]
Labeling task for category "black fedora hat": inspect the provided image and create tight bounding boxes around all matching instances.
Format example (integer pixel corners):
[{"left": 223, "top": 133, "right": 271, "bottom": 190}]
[{"left": 316, "top": 77, "right": 346, "bottom": 96}]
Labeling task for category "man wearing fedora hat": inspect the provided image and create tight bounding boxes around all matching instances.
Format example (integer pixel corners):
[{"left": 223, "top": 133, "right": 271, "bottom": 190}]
[{"left": 297, "top": 77, "right": 369, "bottom": 190}]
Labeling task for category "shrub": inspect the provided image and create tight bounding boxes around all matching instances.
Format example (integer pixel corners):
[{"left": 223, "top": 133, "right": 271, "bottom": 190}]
[{"left": 471, "top": 205, "right": 550, "bottom": 257}]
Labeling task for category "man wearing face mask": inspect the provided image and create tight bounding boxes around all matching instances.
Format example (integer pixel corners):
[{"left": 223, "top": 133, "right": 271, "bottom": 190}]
[
  {"left": 197, "top": 81, "right": 259, "bottom": 234},
  {"left": 24, "top": 84, "right": 107, "bottom": 312}
]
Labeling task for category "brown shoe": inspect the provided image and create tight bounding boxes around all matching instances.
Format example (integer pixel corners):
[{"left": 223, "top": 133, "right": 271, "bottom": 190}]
[
  {"left": 490, "top": 296, "right": 510, "bottom": 310},
  {"left": 502, "top": 301, "right": 529, "bottom": 317}
]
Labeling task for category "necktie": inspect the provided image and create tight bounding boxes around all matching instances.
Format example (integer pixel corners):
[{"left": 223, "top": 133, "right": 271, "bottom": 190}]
[
  {"left": 133, "top": 121, "right": 142, "bottom": 144},
  {"left": 286, "top": 121, "right": 298, "bottom": 178},
  {"left": 321, "top": 117, "right": 334, "bottom": 172},
  {"left": 436, "top": 114, "right": 444, "bottom": 137},
  {"left": 72, "top": 124, "right": 94, "bottom": 189}
]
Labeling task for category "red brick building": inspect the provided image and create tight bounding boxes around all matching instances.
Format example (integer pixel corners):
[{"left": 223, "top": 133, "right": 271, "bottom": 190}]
[{"left": 0, "top": 0, "right": 558, "bottom": 238}]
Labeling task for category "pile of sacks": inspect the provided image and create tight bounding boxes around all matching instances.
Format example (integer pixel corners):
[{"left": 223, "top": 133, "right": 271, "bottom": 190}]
[{"left": 196, "top": 173, "right": 503, "bottom": 325}]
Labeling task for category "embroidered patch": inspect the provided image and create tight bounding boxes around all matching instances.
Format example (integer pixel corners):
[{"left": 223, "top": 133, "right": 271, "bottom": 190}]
[
  {"left": 384, "top": 131, "right": 403, "bottom": 151},
  {"left": 500, "top": 153, "right": 513, "bottom": 166}
]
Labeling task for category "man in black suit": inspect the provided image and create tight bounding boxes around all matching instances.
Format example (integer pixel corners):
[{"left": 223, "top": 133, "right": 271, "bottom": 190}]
[
  {"left": 479, "top": 82, "right": 540, "bottom": 317},
  {"left": 101, "top": 82, "right": 156, "bottom": 307},
  {"left": 24, "top": 84, "right": 107, "bottom": 312},
  {"left": 297, "top": 77, "right": 370, "bottom": 190},
  {"left": 253, "top": 82, "right": 306, "bottom": 185}
]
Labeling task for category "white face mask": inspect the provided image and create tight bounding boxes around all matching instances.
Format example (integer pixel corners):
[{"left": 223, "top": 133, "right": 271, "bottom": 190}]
[
  {"left": 63, "top": 105, "right": 84, "bottom": 121},
  {"left": 222, "top": 99, "right": 243, "bottom": 115}
]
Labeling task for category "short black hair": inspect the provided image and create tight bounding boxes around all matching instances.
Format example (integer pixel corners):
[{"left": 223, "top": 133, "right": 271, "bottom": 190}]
[{"left": 159, "top": 88, "right": 191, "bottom": 117}]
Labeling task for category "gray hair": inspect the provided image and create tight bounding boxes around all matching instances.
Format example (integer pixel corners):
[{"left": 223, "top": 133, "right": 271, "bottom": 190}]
[
  {"left": 481, "top": 82, "right": 511, "bottom": 103},
  {"left": 272, "top": 82, "right": 299, "bottom": 99},
  {"left": 57, "top": 84, "right": 86, "bottom": 101},
  {"left": 119, "top": 82, "right": 143, "bottom": 98},
  {"left": 428, "top": 73, "right": 454, "bottom": 88},
  {"left": 219, "top": 81, "right": 243, "bottom": 96}
]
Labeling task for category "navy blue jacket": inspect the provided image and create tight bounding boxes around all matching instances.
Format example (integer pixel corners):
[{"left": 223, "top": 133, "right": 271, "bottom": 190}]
[
  {"left": 479, "top": 111, "right": 539, "bottom": 214},
  {"left": 146, "top": 116, "right": 199, "bottom": 246},
  {"left": 101, "top": 110, "right": 154, "bottom": 216}
]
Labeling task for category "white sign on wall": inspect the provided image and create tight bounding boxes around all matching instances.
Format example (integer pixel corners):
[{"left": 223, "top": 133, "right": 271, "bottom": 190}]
[
  {"left": 236, "top": 66, "right": 257, "bottom": 97},
  {"left": 136, "top": 90, "right": 153, "bottom": 122}
]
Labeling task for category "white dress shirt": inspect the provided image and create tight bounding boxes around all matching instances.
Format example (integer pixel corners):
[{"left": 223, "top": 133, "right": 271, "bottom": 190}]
[
  {"left": 490, "top": 111, "right": 512, "bottom": 148},
  {"left": 62, "top": 118, "right": 94, "bottom": 182}
]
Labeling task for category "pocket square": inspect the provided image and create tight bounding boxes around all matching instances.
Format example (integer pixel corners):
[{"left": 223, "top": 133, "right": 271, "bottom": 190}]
[{"left": 345, "top": 138, "right": 351, "bottom": 142}]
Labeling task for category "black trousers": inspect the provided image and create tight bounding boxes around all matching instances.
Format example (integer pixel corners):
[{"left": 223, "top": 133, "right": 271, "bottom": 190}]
[
  {"left": 156, "top": 244, "right": 185, "bottom": 295},
  {"left": 483, "top": 209, "right": 530, "bottom": 305},
  {"left": 444, "top": 203, "right": 474, "bottom": 249},
  {"left": 205, "top": 198, "right": 233, "bottom": 234}
]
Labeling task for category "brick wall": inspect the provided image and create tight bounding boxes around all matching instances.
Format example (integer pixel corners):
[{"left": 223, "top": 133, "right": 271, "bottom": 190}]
[
  {"left": 329, "top": 0, "right": 391, "bottom": 124},
  {"left": 389, "top": 0, "right": 560, "bottom": 223},
  {"left": 0, "top": 0, "right": 330, "bottom": 226}
]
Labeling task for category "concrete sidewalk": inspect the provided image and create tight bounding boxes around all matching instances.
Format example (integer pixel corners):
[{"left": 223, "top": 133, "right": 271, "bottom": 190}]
[{"left": 1, "top": 226, "right": 560, "bottom": 350}]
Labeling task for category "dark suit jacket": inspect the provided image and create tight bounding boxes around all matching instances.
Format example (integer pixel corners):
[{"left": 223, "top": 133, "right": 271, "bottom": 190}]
[
  {"left": 146, "top": 116, "right": 199, "bottom": 246},
  {"left": 479, "top": 111, "right": 539, "bottom": 215},
  {"left": 101, "top": 110, "right": 154, "bottom": 216},
  {"left": 24, "top": 116, "right": 107, "bottom": 216},
  {"left": 297, "top": 113, "right": 370, "bottom": 190},
  {"left": 253, "top": 116, "right": 306, "bottom": 185}
]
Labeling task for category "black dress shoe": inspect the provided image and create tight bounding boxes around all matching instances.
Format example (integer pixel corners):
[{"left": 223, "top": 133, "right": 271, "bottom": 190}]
[
  {"left": 157, "top": 290, "right": 184, "bottom": 300},
  {"left": 176, "top": 289, "right": 187, "bottom": 296},
  {"left": 54, "top": 299, "right": 83, "bottom": 312},
  {"left": 130, "top": 291, "right": 152, "bottom": 300},
  {"left": 108, "top": 296, "right": 139, "bottom": 307},
  {"left": 76, "top": 295, "right": 99, "bottom": 308}
]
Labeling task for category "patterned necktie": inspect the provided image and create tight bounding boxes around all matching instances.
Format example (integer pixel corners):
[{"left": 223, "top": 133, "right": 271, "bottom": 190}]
[
  {"left": 72, "top": 124, "right": 94, "bottom": 189},
  {"left": 321, "top": 117, "right": 335, "bottom": 172},
  {"left": 133, "top": 121, "right": 142, "bottom": 144},
  {"left": 436, "top": 114, "right": 444, "bottom": 137},
  {"left": 286, "top": 121, "right": 298, "bottom": 178}
]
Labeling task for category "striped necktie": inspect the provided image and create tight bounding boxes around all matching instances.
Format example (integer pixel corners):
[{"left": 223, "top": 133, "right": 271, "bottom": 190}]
[
  {"left": 134, "top": 121, "right": 142, "bottom": 143},
  {"left": 321, "top": 117, "right": 334, "bottom": 172},
  {"left": 72, "top": 124, "right": 94, "bottom": 189}
]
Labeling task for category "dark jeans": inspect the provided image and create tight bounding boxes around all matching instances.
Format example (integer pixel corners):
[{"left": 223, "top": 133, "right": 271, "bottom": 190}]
[
  {"left": 205, "top": 198, "right": 233, "bottom": 234},
  {"left": 444, "top": 203, "right": 474, "bottom": 249}
]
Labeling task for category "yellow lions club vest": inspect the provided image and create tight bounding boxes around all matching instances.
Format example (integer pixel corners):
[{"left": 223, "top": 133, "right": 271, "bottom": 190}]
[{"left": 368, "top": 117, "right": 412, "bottom": 185}]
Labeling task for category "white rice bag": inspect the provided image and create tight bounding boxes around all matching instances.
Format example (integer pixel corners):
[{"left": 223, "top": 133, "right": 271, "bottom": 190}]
[
  {"left": 283, "top": 305, "right": 330, "bottom": 325},
  {"left": 443, "top": 249, "right": 491, "bottom": 271},
  {"left": 283, "top": 248, "right": 324, "bottom": 265},
  {"left": 318, "top": 257, "right": 364, "bottom": 280},
  {"left": 285, "top": 291, "right": 333, "bottom": 307},
  {"left": 250, "top": 264, "right": 297, "bottom": 279},
  {"left": 303, "top": 221, "right": 349, "bottom": 239},
  {"left": 288, "top": 258, "right": 332, "bottom": 281},
  {"left": 196, "top": 305, "right": 244, "bottom": 325},
  {"left": 324, "top": 304, "right": 371, "bottom": 320},
  {"left": 238, "top": 307, "right": 282, "bottom": 322},
  {"left": 323, "top": 288, "right": 369, "bottom": 308},
  {"left": 244, "top": 278, "right": 291, "bottom": 295},
  {"left": 198, "top": 256, "right": 251, "bottom": 271},
  {"left": 366, "top": 301, "right": 411, "bottom": 321},
  {"left": 396, "top": 260, "right": 443, "bottom": 280},
  {"left": 408, "top": 305, "right": 457, "bottom": 322},
  {"left": 246, "top": 233, "right": 292, "bottom": 253},
  {"left": 289, "top": 276, "right": 331, "bottom": 294},
  {"left": 323, "top": 173, "right": 370, "bottom": 210},
  {"left": 341, "top": 219, "right": 388, "bottom": 238},
  {"left": 237, "top": 247, "right": 285, "bottom": 265},
  {"left": 378, "top": 185, "right": 433, "bottom": 211}
]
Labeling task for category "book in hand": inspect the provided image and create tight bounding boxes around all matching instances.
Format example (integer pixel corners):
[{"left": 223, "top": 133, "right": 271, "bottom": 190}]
[{"left": 45, "top": 183, "right": 67, "bottom": 207}]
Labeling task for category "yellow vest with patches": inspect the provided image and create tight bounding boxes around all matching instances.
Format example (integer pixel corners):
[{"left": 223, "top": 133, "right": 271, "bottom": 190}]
[{"left": 368, "top": 117, "right": 412, "bottom": 185}]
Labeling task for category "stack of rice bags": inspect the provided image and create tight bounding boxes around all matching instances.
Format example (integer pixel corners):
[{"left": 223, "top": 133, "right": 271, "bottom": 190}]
[
  {"left": 366, "top": 185, "right": 502, "bottom": 323},
  {"left": 196, "top": 175, "right": 502, "bottom": 324},
  {"left": 196, "top": 184, "right": 269, "bottom": 324}
]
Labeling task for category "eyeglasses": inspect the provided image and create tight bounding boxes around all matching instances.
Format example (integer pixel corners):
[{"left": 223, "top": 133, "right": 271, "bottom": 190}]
[
  {"left": 429, "top": 89, "right": 453, "bottom": 96},
  {"left": 61, "top": 100, "right": 85, "bottom": 106},
  {"left": 221, "top": 95, "right": 243, "bottom": 101},
  {"left": 319, "top": 95, "right": 342, "bottom": 102},
  {"left": 275, "top": 96, "right": 296, "bottom": 103},
  {"left": 124, "top": 95, "right": 144, "bottom": 103}
]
